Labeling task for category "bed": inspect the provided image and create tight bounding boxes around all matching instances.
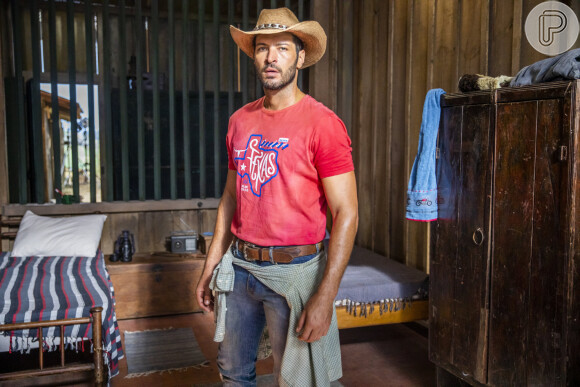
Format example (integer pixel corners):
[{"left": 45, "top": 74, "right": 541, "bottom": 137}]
[
  {"left": 333, "top": 242, "right": 429, "bottom": 329},
  {"left": 0, "top": 251, "right": 123, "bottom": 384},
  {"left": 0, "top": 211, "right": 123, "bottom": 384}
]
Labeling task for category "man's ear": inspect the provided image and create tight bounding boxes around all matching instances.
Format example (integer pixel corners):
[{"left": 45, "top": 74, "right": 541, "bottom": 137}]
[{"left": 297, "top": 49, "right": 306, "bottom": 69}]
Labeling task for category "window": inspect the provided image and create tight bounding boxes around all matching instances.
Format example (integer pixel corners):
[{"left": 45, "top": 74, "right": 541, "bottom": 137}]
[{"left": 38, "top": 83, "right": 102, "bottom": 203}]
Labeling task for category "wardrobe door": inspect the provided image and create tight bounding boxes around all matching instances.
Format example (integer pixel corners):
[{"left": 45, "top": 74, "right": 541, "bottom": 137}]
[
  {"left": 489, "top": 96, "right": 570, "bottom": 386},
  {"left": 430, "top": 104, "right": 462, "bottom": 371},
  {"left": 451, "top": 104, "right": 493, "bottom": 383},
  {"left": 431, "top": 101, "right": 493, "bottom": 384}
]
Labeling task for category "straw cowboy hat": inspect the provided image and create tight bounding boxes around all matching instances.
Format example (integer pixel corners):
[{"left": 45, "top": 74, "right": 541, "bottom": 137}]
[{"left": 230, "top": 7, "right": 327, "bottom": 68}]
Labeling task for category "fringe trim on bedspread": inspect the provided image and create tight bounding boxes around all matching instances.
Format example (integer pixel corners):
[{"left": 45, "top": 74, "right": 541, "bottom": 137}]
[
  {"left": 334, "top": 295, "right": 426, "bottom": 317},
  {"left": 7, "top": 335, "right": 91, "bottom": 354}
]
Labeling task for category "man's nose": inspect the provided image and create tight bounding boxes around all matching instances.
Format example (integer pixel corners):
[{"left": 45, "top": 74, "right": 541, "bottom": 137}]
[{"left": 266, "top": 49, "right": 277, "bottom": 63}]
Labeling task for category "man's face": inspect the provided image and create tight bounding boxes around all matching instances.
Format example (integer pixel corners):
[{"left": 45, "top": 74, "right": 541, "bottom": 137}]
[{"left": 254, "top": 32, "right": 305, "bottom": 91}]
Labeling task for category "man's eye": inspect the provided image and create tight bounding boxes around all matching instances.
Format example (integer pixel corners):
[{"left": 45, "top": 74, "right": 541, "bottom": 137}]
[{"left": 280, "top": 47, "right": 287, "bottom": 51}]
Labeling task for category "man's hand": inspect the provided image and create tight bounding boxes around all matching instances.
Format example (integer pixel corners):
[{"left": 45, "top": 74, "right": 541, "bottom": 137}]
[
  {"left": 194, "top": 170, "right": 238, "bottom": 314},
  {"left": 294, "top": 171, "right": 358, "bottom": 343},
  {"left": 195, "top": 272, "right": 215, "bottom": 313},
  {"left": 295, "top": 291, "right": 334, "bottom": 343}
]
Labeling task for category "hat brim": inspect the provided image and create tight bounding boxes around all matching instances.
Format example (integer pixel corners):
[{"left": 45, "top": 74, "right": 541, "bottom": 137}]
[{"left": 230, "top": 21, "right": 327, "bottom": 68}]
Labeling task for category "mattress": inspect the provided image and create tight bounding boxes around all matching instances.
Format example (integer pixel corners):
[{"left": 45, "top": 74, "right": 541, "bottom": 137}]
[
  {"left": 0, "top": 251, "right": 123, "bottom": 377},
  {"left": 333, "top": 243, "right": 429, "bottom": 316}
]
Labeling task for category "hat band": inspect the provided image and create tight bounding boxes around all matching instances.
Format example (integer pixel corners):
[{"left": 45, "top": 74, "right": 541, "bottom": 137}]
[{"left": 253, "top": 23, "right": 289, "bottom": 31}]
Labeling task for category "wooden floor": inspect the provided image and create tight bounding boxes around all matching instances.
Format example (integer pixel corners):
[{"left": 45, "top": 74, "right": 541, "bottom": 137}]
[{"left": 109, "top": 312, "right": 436, "bottom": 387}]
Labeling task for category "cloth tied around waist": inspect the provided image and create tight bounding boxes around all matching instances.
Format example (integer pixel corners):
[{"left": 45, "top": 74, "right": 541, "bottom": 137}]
[{"left": 209, "top": 247, "right": 342, "bottom": 387}]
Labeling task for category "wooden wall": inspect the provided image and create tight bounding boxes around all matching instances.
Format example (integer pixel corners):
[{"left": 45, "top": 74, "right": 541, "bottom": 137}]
[
  {"left": 3, "top": 0, "right": 580, "bottom": 267},
  {"left": 0, "top": 12, "right": 7, "bottom": 208},
  {"left": 311, "top": 0, "right": 580, "bottom": 272},
  {"left": 100, "top": 208, "right": 217, "bottom": 254},
  {"left": 1, "top": 201, "right": 218, "bottom": 254}
]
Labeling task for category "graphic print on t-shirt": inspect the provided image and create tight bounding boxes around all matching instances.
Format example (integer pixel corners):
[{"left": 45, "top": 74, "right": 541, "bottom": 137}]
[{"left": 233, "top": 134, "right": 289, "bottom": 197}]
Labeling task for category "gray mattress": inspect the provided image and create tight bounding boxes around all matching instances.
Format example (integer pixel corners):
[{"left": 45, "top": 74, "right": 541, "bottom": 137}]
[{"left": 334, "top": 243, "right": 429, "bottom": 307}]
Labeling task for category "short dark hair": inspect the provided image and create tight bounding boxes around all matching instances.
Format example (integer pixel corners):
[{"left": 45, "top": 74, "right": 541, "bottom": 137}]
[
  {"left": 291, "top": 34, "right": 304, "bottom": 52},
  {"left": 253, "top": 34, "right": 304, "bottom": 55}
]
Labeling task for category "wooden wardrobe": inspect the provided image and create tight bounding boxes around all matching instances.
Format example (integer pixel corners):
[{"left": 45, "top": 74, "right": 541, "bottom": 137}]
[{"left": 430, "top": 81, "right": 580, "bottom": 386}]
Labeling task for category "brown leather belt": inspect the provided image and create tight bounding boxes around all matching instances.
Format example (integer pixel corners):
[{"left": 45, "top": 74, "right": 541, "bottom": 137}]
[{"left": 233, "top": 237, "right": 323, "bottom": 264}]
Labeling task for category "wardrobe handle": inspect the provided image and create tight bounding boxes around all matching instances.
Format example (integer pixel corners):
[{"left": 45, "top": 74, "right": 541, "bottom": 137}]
[
  {"left": 559, "top": 145, "right": 568, "bottom": 161},
  {"left": 473, "top": 228, "right": 484, "bottom": 246}
]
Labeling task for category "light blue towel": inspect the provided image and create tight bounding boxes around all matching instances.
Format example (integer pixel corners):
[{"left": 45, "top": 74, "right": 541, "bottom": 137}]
[{"left": 406, "top": 88, "right": 446, "bottom": 222}]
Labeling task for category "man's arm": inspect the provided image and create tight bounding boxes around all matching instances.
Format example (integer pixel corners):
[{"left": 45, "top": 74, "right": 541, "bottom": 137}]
[
  {"left": 195, "top": 169, "right": 238, "bottom": 312},
  {"left": 296, "top": 171, "right": 358, "bottom": 342}
]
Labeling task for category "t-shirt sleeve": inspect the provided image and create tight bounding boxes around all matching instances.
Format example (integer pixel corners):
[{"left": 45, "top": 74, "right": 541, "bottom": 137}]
[
  {"left": 226, "top": 118, "right": 236, "bottom": 171},
  {"left": 312, "top": 114, "right": 354, "bottom": 178}
]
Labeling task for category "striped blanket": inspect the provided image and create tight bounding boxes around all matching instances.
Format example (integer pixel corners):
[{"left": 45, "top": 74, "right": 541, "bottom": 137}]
[{"left": 0, "top": 251, "right": 123, "bottom": 378}]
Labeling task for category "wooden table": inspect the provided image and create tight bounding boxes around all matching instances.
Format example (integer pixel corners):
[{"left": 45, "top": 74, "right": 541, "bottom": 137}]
[{"left": 106, "top": 252, "right": 206, "bottom": 319}]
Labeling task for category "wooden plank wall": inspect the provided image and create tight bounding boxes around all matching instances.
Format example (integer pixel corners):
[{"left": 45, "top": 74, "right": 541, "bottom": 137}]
[
  {"left": 3, "top": 0, "right": 580, "bottom": 262},
  {"left": 0, "top": 8, "right": 7, "bottom": 208},
  {"left": 311, "top": 0, "right": 580, "bottom": 272},
  {"left": 0, "top": 4, "right": 8, "bottom": 251},
  {"left": 1, "top": 206, "right": 217, "bottom": 255},
  {"left": 100, "top": 209, "right": 217, "bottom": 254}
]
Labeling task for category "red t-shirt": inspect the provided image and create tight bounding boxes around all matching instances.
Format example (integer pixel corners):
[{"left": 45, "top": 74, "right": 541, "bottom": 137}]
[{"left": 226, "top": 95, "right": 354, "bottom": 246}]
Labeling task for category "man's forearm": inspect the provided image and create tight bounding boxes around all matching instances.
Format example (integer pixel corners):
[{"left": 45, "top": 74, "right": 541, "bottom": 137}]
[
  {"left": 295, "top": 202, "right": 358, "bottom": 342},
  {"left": 204, "top": 198, "right": 234, "bottom": 268},
  {"left": 195, "top": 170, "right": 237, "bottom": 312},
  {"left": 202, "top": 171, "right": 237, "bottom": 275},
  {"left": 317, "top": 208, "right": 358, "bottom": 299}
]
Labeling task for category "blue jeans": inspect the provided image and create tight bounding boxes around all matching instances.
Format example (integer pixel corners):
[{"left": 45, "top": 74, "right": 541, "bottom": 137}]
[{"left": 217, "top": 245, "right": 318, "bottom": 386}]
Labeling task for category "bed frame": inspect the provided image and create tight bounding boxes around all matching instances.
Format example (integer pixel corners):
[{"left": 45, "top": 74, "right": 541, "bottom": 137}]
[{"left": 0, "top": 307, "right": 105, "bottom": 385}]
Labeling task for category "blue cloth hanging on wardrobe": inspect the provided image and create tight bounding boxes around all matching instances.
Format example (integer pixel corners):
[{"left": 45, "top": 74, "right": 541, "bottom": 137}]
[{"left": 406, "top": 88, "right": 446, "bottom": 222}]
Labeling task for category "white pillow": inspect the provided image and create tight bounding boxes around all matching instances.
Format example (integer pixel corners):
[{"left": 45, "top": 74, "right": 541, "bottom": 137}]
[{"left": 11, "top": 211, "right": 107, "bottom": 257}]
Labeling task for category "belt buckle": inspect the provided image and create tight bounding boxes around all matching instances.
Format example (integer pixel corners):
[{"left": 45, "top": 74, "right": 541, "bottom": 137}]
[{"left": 243, "top": 241, "right": 257, "bottom": 262}]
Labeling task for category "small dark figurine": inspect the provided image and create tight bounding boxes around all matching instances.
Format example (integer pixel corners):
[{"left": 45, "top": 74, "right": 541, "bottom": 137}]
[{"left": 110, "top": 230, "right": 135, "bottom": 262}]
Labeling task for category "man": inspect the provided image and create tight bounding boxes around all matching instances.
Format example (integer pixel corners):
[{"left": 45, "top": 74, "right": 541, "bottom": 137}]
[{"left": 195, "top": 7, "right": 358, "bottom": 387}]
